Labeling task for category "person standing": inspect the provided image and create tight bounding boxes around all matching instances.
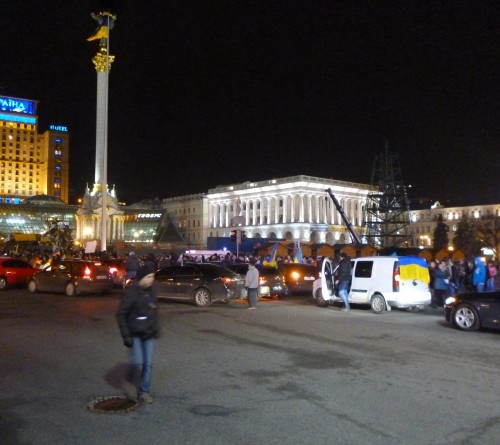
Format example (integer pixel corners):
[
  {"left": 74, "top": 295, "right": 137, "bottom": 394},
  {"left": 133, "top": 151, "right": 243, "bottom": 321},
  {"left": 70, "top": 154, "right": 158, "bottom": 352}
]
[
  {"left": 472, "top": 257, "right": 486, "bottom": 292},
  {"left": 116, "top": 266, "right": 160, "bottom": 404},
  {"left": 336, "top": 252, "right": 352, "bottom": 311},
  {"left": 245, "top": 258, "right": 260, "bottom": 310},
  {"left": 125, "top": 251, "right": 140, "bottom": 281},
  {"left": 432, "top": 261, "right": 450, "bottom": 306}
]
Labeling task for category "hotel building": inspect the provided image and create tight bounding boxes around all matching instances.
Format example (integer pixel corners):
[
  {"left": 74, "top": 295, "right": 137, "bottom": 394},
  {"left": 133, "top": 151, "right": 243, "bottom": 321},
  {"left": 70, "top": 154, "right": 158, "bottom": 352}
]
[{"left": 0, "top": 95, "right": 69, "bottom": 203}]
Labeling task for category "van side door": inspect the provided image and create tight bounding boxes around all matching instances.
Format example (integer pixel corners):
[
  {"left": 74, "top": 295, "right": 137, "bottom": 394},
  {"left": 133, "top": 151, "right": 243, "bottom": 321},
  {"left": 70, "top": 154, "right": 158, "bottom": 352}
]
[{"left": 350, "top": 260, "right": 374, "bottom": 304}]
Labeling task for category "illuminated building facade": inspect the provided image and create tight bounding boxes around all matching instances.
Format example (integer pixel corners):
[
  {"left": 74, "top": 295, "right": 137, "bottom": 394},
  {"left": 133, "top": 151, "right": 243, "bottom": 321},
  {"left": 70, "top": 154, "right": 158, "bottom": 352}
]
[
  {"left": 0, "top": 95, "right": 69, "bottom": 203},
  {"left": 205, "top": 175, "right": 371, "bottom": 245},
  {"left": 410, "top": 202, "right": 500, "bottom": 249}
]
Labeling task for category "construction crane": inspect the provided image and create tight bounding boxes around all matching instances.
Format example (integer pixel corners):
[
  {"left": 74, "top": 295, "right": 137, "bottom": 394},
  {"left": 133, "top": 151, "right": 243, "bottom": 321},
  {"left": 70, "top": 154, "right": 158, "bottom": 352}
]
[{"left": 325, "top": 188, "right": 363, "bottom": 245}]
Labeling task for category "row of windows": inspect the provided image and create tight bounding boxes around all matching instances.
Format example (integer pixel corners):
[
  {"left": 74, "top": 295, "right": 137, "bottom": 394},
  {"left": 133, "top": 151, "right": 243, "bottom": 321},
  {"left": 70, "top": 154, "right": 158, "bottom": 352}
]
[
  {"left": 0, "top": 135, "right": 35, "bottom": 143},
  {"left": 0, "top": 122, "right": 35, "bottom": 130},
  {"left": 174, "top": 207, "right": 198, "bottom": 215},
  {"left": 0, "top": 178, "right": 40, "bottom": 183},
  {"left": 178, "top": 219, "right": 202, "bottom": 228}
]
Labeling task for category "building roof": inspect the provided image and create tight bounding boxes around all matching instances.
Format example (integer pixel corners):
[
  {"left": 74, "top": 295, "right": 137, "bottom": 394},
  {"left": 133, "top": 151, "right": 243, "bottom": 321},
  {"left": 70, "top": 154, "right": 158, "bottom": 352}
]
[{"left": 21, "top": 195, "right": 68, "bottom": 206}]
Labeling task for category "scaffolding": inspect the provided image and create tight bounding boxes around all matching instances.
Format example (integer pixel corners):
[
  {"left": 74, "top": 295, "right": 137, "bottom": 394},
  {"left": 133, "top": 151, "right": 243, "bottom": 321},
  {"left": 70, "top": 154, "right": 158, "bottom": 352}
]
[{"left": 364, "top": 146, "right": 416, "bottom": 249}]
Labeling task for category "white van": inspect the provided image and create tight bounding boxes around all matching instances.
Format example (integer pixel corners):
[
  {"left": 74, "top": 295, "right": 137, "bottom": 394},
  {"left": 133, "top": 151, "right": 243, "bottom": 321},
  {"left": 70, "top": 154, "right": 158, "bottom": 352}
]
[{"left": 315, "top": 256, "right": 431, "bottom": 313}]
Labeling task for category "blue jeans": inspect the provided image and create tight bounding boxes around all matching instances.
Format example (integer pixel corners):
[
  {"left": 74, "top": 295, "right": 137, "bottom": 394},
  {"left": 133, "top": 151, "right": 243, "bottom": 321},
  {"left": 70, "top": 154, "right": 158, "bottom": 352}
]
[
  {"left": 475, "top": 282, "right": 485, "bottom": 292},
  {"left": 338, "top": 280, "right": 350, "bottom": 309},
  {"left": 128, "top": 336, "right": 154, "bottom": 394},
  {"left": 247, "top": 288, "right": 258, "bottom": 308}
]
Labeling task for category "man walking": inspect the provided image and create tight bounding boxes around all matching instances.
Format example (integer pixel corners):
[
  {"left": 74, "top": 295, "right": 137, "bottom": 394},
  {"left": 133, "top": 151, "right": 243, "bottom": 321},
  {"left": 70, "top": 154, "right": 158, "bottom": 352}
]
[
  {"left": 336, "top": 252, "right": 352, "bottom": 311},
  {"left": 116, "top": 266, "right": 160, "bottom": 403}
]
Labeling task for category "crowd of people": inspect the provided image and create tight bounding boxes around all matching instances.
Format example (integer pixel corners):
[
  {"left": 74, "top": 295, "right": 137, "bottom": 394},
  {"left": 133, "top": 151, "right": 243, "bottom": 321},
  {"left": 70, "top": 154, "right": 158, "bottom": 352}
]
[{"left": 428, "top": 257, "right": 499, "bottom": 307}]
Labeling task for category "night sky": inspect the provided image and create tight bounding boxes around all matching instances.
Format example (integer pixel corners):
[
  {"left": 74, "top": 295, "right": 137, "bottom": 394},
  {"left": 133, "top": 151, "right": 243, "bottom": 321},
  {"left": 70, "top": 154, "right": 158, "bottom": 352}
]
[{"left": 2, "top": 1, "right": 499, "bottom": 206}]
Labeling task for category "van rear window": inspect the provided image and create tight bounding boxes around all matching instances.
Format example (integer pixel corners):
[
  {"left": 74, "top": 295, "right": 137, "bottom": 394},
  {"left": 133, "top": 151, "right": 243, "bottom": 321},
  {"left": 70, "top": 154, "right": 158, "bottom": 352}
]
[{"left": 354, "top": 261, "right": 373, "bottom": 278}]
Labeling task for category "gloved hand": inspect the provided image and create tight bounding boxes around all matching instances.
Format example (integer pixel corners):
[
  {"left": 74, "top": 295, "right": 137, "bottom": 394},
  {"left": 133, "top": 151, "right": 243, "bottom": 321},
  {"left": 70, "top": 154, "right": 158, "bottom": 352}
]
[{"left": 123, "top": 336, "right": 133, "bottom": 348}]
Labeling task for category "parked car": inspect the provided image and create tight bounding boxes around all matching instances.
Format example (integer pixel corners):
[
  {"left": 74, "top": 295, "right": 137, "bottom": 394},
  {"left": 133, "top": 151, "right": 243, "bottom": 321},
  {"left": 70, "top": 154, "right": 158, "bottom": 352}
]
[
  {"left": 445, "top": 291, "right": 500, "bottom": 332},
  {"left": 27, "top": 259, "right": 114, "bottom": 296},
  {"left": 313, "top": 256, "right": 431, "bottom": 313},
  {"left": 153, "top": 262, "right": 244, "bottom": 307},
  {"left": 102, "top": 258, "right": 127, "bottom": 287},
  {"left": 278, "top": 263, "right": 318, "bottom": 295},
  {"left": 225, "top": 263, "right": 288, "bottom": 298},
  {"left": 0, "top": 257, "right": 37, "bottom": 290}
]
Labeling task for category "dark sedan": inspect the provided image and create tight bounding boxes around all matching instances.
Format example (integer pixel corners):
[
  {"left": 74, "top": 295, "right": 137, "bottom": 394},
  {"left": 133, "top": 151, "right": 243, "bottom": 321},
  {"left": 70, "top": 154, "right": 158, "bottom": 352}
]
[
  {"left": 28, "top": 259, "right": 114, "bottom": 296},
  {"left": 153, "top": 263, "right": 244, "bottom": 307},
  {"left": 224, "top": 262, "right": 288, "bottom": 298},
  {"left": 445, "top": 291, "right": 500, "bottom": 332},
  {"left": 278, "top": 263, "right": 319, "bottom": 295}
]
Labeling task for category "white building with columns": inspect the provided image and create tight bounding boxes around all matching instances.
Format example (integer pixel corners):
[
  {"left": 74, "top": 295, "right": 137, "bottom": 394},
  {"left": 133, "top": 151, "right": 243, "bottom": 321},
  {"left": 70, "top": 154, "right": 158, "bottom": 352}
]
[{"left": 206, "top": 175, "right": 371, "bottom": 245}]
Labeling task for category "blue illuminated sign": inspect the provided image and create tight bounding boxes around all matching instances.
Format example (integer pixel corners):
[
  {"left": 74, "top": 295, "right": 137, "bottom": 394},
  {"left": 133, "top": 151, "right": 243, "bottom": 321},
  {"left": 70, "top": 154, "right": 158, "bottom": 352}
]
[
  {"left": 49, "top": 125, "right": 68, "bottom": 132},
  {"left": 0, "top": 113, "right": 37, "bottom": 124},
  {"left": 0, "top": 97, "right": 36, "bottom": 115}
]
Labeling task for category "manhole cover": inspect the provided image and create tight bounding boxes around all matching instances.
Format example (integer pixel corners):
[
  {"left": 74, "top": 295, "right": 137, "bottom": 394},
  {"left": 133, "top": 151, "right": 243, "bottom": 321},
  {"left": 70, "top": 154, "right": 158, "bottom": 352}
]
[{"left": 86, "top": 395, "right": 140, "bottom": 414}]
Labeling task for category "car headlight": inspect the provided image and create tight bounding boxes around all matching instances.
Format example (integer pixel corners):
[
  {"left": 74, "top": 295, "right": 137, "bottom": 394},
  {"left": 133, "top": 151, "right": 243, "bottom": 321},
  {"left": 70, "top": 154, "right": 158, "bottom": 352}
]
[{"left": 444, "top": 296, "right": 456, "bottom": 305}]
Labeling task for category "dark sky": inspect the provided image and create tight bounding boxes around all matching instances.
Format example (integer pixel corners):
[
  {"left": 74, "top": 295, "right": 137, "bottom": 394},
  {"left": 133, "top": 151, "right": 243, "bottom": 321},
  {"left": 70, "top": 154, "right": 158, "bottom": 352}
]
[{"left": 2, "top": 1, "right": 499, "bottom": 206}]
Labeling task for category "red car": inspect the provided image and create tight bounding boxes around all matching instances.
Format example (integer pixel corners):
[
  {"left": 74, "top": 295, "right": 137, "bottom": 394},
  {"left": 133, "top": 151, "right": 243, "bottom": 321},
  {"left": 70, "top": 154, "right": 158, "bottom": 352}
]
[{"left": 0, "top": 257, "right": 38, "bottom": 290}]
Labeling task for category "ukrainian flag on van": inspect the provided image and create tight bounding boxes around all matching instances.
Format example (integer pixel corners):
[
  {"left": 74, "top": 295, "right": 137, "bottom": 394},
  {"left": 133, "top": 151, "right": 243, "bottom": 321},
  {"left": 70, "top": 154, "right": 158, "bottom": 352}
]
[{"left": 398, "top": 257, "right": 430, "bottom": 283}]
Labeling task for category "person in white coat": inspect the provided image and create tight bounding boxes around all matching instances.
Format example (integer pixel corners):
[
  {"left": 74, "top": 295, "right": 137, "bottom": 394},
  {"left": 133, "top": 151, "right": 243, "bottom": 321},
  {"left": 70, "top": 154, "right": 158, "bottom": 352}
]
[{"left": 245, "top": 258, "right": 260, "bottom": 310}]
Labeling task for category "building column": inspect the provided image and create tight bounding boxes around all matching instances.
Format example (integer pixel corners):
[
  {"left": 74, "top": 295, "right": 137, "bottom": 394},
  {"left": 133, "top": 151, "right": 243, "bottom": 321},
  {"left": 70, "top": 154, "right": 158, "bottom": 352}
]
[{"left": 306, "top": 195, "right": 314, "bottom": 223}]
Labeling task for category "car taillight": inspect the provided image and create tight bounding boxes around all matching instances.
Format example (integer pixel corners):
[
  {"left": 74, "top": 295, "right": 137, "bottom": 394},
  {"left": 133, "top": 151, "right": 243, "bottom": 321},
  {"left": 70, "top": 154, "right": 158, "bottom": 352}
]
[
  {"left": 222, "top": 277, "right": 237, "bottom": 285},
  {"left": 393, "top": 265, "right": 400, "bottom": 292},
  {"left": 109, "top": 266, "right": 118, "bottom": 274}
]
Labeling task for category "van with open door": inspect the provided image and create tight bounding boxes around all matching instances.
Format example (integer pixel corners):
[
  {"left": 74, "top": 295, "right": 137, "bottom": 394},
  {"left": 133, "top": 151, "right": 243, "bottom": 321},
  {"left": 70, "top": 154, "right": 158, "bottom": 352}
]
[{"left": 316, "top": 256, "right": 431, "bottom": 313}]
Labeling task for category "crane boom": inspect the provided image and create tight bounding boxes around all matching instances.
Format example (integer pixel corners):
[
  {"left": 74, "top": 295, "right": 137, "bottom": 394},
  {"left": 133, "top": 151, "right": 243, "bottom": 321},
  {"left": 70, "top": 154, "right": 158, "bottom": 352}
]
[{"left": 325, "top": 188, "right": 362, "bottom": 245}]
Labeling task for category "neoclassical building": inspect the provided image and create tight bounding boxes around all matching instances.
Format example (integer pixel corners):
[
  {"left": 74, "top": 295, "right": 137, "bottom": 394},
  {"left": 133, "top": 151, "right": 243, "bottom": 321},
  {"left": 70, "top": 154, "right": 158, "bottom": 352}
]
[
  {"left": 410, "top": 201, "right": 500, "bottom": 249},
  {"left": 205, "top": 175, "right": 371, "bottom": 245}
]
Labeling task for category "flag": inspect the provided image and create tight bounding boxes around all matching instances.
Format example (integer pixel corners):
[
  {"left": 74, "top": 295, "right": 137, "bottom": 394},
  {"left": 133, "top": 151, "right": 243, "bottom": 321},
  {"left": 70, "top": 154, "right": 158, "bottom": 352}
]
[
  {"left": 263, "top": 241, "right": 279, "bottom": 268},
  {"left": 294, "top": 246, "right": 304, "bottom": 263},
  {"left": 87, "top": 25, "right": 109, "bottom": 41},
  {"left": 398, "top": 257, "right": 430, "bottom": 283}
]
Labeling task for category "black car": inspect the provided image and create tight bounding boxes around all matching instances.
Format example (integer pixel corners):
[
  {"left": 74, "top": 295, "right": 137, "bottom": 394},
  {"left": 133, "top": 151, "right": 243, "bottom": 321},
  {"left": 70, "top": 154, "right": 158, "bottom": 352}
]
[
  {"left": 153, "top": 263, "right": 244, "bottom": 307},
  {"left": 445, "top": 291, "right": 500, "bottom": 332},
  {"left": 225, "top": 262, "right": 288, "bottom": 298},
  {"left": 278, "top": 263, "right": 319, "bottom": 295},
  {"left": 28, "top": 259, "right": 114, "bottom": 296}
]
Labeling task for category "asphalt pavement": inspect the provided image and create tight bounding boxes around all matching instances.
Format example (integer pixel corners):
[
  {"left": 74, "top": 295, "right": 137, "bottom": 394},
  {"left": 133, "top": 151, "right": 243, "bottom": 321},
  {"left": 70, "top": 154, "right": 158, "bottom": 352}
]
[{"left": 1, "top": 289, "right": 499, "bottom": 445}]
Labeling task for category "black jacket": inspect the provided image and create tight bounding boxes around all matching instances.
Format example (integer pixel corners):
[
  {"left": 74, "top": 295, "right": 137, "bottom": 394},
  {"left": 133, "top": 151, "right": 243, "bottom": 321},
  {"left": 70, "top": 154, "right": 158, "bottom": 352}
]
[
  {"left": 337, "top": 257, "right": 352, "bottom": 281},
  {"left": 116, "top": 284, "right": 160, "bottom": 340}
]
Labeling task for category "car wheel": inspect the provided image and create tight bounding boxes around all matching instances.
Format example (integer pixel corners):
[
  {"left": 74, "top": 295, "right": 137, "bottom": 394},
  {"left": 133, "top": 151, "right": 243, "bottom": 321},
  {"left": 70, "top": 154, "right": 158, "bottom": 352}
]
[
  {"left": 28, "top": 279, "right": 38, "bottom": 293},
  {"left": 0, "top": 276, "right": 7, "bottom": 290},
  {"left": 371, "top": 294, "right": 386, "bottom": 314},
  {"left": 193, "top": 288, "right": 211, "bottom": 307},
  {"left": 315, "top": 288, "right": 328, "bottom": 308},
  {"left": 66, "top": 282, "right": 77, "bottom": 296},
  {"left": 452, "top": 304, "right": 480, "bottom": 331}
]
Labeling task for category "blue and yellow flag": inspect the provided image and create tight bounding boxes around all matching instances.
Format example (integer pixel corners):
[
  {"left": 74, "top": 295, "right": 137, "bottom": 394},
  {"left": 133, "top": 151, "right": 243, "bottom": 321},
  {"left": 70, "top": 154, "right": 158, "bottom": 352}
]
[
  {"left": 87, "top": 25, "right": 109, "bottom": 41},
  {"left": 263, "top": 241, "right": 279, "bottom": 268},
  {"left": 398, "top": 257, "right": 430, "bottom": 283},
  {"left": 294, "top": 246, "right": 304, "bottom": 263}
]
